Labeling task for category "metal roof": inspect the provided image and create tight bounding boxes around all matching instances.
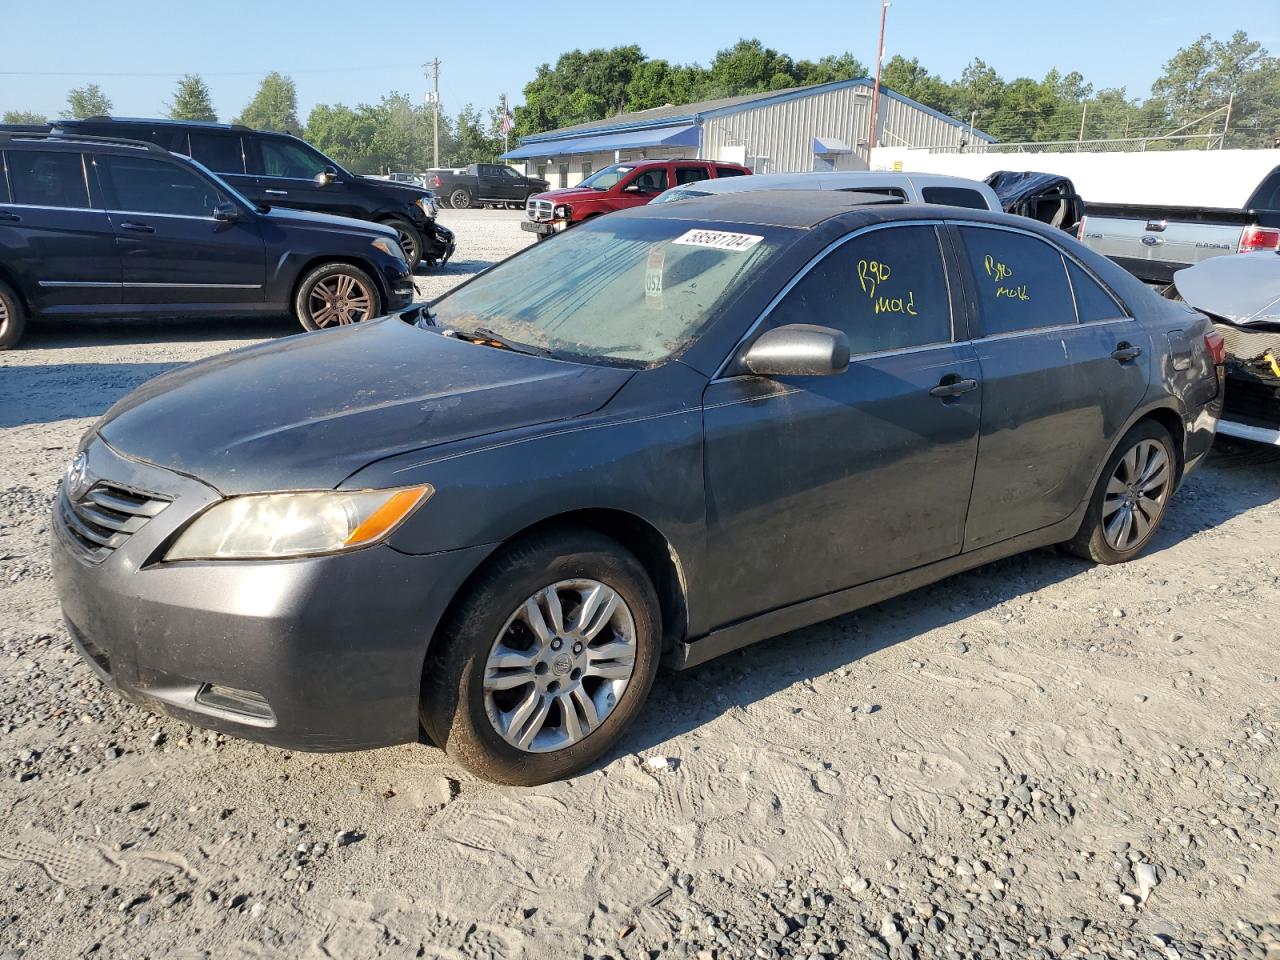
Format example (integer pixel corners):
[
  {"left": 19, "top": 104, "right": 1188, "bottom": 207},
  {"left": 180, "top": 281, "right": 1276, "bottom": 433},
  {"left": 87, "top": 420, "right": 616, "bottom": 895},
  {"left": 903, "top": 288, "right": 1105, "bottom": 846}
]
[
  {"left": 503, "top": 123, "right": 698, "bottom": 160},
  {"left": 505, "top": 78, "right": 993, "bottom": 155}
]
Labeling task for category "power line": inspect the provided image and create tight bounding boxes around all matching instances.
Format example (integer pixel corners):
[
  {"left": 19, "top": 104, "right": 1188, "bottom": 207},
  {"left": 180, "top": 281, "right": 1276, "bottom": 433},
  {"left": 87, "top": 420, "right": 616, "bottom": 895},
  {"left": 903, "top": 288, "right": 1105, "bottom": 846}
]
[{"left": 0, "top": 65, "right": 423, "bottom": 78}]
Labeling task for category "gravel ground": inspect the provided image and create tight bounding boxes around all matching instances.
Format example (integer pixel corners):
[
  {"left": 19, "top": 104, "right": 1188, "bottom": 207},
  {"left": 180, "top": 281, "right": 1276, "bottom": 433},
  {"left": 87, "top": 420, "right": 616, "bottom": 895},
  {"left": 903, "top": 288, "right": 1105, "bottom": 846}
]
[{"left": 0, "top": 207, "right": 1278, "bottom": 960}]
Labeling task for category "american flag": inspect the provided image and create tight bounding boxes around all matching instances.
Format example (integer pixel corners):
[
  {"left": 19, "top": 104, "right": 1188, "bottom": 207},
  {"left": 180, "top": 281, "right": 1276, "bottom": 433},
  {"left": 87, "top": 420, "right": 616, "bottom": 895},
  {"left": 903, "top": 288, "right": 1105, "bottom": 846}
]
[{"left": 500, "top": 109, "right": 513, "bottom": 134}]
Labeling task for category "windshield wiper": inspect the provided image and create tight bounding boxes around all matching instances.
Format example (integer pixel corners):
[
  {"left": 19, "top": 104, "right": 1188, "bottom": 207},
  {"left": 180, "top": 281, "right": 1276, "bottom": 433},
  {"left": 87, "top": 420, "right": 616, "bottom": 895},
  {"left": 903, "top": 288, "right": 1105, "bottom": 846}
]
[
  {"left": 415, "top": 304, "right": 438, "bottom": 327},
  {"left": 467, "top": 326, "right": 553, "bottom": 358}
]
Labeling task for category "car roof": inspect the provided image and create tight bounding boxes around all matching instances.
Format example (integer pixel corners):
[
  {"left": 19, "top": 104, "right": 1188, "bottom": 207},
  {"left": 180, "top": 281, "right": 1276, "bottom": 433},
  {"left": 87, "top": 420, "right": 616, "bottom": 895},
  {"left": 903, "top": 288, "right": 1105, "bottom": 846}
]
[
  {"left": 619, "top": 188, "right": 1031, "bottom": 231},
  {"left": 0, "top": 130, "right": 168, "bottom": 157},
  {"left": 658, "top": 169, "right": 997, "bottom": 201},
  {"left": 57, "top": 116, "right": 294, "bottom": 138}
]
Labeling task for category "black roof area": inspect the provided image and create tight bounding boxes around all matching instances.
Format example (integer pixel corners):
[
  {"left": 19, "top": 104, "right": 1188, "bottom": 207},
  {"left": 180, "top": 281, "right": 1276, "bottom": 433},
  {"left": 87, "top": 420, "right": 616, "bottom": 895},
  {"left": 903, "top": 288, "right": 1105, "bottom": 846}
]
[
  {"left": 57, "top": 116, "right": 301, "bottom": 137},
  {"left": 0, "top": 129, "right": 170, "bottom": 156}
]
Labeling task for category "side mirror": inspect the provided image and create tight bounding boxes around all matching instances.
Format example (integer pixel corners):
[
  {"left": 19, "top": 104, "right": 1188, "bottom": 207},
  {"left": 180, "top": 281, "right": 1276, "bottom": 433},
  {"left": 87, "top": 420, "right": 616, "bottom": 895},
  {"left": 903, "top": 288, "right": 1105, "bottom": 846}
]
[
  {"left": 212, "top": 201, "right": 240, "bottom": 223},
  {"left": 623, "top": 183, "right": 643, "bottom": 193},
  {"left": 314, "top": 166, "right": 339, "bottom": 187},
  {"left": 738, "top": 324, "right": 850, "bottom": 377}
]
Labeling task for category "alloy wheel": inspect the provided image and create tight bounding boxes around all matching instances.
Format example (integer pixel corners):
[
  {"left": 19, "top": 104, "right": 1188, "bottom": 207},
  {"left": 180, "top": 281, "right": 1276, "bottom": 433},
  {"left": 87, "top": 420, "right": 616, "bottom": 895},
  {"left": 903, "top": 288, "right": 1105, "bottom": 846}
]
[
  {"left": 395, "top": 226, "right": 420, "bottom": 265},
  {"left": 450, "top": 189, "right": 472, "bottom": 209},
  {"left": 1102, "top": 438, "right": 1172, "bottom": 552},
  {"left": 307, "top": 273, "right": 374, "bottom": 327},
  {"left": 483, "top": 579, "right": 637, "bottom": 753},
  {"left": 0, "top": 297, "right": 8, "bottom": 338}
]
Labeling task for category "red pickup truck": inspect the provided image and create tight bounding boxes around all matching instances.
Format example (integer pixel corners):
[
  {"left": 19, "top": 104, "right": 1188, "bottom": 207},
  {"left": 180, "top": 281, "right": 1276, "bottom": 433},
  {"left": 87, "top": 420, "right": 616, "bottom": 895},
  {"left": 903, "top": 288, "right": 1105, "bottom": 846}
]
[{"left": 521, "top": 158, "right": 750, "bottom": 239}]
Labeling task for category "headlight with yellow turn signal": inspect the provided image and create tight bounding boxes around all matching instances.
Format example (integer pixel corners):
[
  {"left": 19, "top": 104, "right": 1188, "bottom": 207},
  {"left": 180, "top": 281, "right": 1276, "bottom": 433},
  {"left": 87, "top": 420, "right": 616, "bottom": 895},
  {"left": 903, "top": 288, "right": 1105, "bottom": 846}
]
[
  {"left": 165, "top": 485, "right": 432, "bottom": 561},
  {"left": 371, "top": 237, "right": 407, "bottom": 262}
]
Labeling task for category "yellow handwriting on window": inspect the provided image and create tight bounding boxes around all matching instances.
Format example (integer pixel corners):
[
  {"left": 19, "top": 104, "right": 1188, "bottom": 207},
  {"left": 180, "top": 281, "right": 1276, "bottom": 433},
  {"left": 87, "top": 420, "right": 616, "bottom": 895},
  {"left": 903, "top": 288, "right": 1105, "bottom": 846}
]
[
  {"left": 858, "top": 259, "right": 918, "bottom": 316},
  {"left": 984, "top": 253, "right": 1030, "bottom": 301}
]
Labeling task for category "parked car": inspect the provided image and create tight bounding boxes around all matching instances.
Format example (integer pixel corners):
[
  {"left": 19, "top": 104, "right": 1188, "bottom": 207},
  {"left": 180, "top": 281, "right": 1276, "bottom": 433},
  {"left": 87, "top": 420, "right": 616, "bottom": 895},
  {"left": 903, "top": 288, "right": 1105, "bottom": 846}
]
[
  {"left": 52, "top": 192, "right": 1221, "bottom": 784},
  {"left": 522, "top": 158, "right": 750, "bottom": 238},
  {"left": 651, "top": 170, "right": 1000, "bottom": 210},
  {"left": 1079, "top": 165, "right": 1280, "bottom": 286},
  {"left": 984, "top": 170, "right": 1084, "bottom": 231},
  {"left": 1174, "top": 252, "right": 1279, "bottom": 446},
  {"left": 431, "top": 163, "right": 549, "bottom": 210},
  {"left": 54, "top": 117, "right": 455, "bottom": 269},
  {"left": 0, "top": 131, "right": 414, "bottom": 349}
]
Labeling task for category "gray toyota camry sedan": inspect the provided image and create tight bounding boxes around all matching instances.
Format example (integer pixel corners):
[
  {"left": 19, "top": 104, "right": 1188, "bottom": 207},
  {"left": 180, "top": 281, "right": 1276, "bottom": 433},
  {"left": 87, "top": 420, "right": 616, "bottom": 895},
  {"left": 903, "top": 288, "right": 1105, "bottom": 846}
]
[{"left": 52, "top": 192, "right": 1223, "bottom": 784}]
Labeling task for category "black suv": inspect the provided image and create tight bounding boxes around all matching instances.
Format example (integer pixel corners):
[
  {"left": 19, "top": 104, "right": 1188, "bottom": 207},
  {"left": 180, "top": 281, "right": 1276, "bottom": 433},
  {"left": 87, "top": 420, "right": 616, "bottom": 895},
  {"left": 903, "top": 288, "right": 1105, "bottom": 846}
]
[
  {"left": 55, "top": 117, "right": 455, "bottom": 269},
  {"left": 0, "top": 131, "right": 414, "bottom": 349}
]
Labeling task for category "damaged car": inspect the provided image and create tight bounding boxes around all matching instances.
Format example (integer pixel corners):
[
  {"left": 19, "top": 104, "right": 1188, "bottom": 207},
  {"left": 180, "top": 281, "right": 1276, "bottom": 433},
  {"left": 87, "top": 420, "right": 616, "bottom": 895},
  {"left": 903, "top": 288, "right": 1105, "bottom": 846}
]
[
  {"left": 53, "top": 192, "right": 1222, "bottom": 785},
  {"left": 1174, "top": 252, "right": 1280, "bottom": 446}
]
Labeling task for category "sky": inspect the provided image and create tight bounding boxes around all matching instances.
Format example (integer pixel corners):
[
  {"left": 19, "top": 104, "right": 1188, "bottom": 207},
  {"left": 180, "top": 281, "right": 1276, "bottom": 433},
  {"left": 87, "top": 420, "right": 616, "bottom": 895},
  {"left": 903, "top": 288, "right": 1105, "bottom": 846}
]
[{"left": 2, "top": 0, "right": 1275, "bottom": 126}]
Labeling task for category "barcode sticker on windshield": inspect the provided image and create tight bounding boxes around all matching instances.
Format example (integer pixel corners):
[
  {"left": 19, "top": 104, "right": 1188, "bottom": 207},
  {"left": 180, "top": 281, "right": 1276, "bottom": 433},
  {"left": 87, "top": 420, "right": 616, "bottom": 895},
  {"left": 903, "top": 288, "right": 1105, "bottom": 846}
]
[{"left": 672, "top": 229, "right": 764, "bottom": 252}]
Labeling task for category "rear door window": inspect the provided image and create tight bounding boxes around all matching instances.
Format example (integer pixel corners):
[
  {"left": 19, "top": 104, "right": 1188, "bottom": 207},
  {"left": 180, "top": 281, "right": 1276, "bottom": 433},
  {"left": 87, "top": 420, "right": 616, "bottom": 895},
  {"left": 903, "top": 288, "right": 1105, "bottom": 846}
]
[
  {"left": 768, "top": 224, "right": 953, "bottom": 355},
  {"left": 1066, "top": 258, "right": 1125, "bottom": 322},
  {"left": 675, "top": 166, "right": 711, "bottom": 185},
  {"left": 958, "top": 226, "right": 1076, "bottom": 335},
  {"left": 188, "top": 133, "right": 245, "bottom": 175},
  {"left": 921, "top": 186, "right": 989, "bottom": 209},
  {"left": 7, "top": 150, "right": 90, "bottom": 208}
]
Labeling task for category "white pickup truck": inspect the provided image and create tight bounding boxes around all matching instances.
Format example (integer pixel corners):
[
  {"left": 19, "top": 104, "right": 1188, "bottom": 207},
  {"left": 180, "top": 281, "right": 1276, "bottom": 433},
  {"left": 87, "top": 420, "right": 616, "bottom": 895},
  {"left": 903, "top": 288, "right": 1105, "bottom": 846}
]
[{"left": 1079, "top": 166, "right": 1280, "bottom": 287}]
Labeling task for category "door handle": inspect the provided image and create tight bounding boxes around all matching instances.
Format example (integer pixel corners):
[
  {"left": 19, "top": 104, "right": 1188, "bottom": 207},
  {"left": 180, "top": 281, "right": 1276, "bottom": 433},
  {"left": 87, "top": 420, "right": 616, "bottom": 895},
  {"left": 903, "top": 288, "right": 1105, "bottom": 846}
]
[
  {"left": 929, "top": 376, "right": 979, "bottom": 399},
  {"left": 119, "top": 221, "right": 155, "bottom": 233},
  {"left": 264, "top": 189, "right": 288, "bottom": 196},
  {"left": 1111, "top": 343, "right": 1143, "bottom": 363},
  {"left": 0, "top": 211, "right": 19, "bottom": 222}
]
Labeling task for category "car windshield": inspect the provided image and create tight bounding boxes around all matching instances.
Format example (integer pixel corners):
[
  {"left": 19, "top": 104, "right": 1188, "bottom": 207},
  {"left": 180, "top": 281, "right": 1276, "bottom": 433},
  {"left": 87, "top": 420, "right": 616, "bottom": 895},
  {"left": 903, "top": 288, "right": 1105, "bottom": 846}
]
[
  {"left": 652, "top": 187, "right": 713, "bottom": 205},
  {"left": 576, "top": 163, "right": 634, "bottom": 190},
  {"left": 430, "top": 217, "right": 788, "bottom": 366}
]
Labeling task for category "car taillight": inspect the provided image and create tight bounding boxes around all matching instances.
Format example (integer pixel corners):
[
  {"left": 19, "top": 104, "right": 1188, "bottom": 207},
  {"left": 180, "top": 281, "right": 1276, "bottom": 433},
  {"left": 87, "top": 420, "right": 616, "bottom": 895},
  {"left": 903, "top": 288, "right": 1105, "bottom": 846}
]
[
  {"left": 1076, "top": 215, "right": 1087, "bottom": 242},
  {"left": 1238, "top": 224, "right": 1280, "bottom": 253},
  {"left": 1204, "top": 329, "right": 1226, "bottom": 365},
  {"left": 432, "top": 174, "right": 442, "bottom": 188}
]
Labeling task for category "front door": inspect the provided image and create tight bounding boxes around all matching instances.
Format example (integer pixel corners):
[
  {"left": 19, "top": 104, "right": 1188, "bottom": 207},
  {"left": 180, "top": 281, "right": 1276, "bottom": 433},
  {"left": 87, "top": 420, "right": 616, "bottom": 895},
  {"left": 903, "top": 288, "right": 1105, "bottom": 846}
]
[
  {"left": 952, "top": 223, "right": 1150, "bottom": 549},
  {"left": 95, "top": 154, "right": 265, "bottom": 308},
  {"left": 702, "top": 223, "right": 982, "bottom": 628},
  {"left": 244, "top": 137, "right": 351, "bottom": 218},
  {"left": 1, "top": 148, "right": 120, "bottom": 314}
]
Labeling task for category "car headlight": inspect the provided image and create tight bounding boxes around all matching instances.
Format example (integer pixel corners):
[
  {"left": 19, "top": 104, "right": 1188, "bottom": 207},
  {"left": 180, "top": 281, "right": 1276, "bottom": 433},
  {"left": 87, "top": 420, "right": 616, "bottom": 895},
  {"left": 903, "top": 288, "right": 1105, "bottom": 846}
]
[
  {"left": 371, "top": 237, "right": 407, "bottom": 261},
  {"left": 554, "top": 204, "right": 572, "bottom": 219},
  {"left": 415, "top": 196, "right": 438, "bottom": 218},
  {"left": 165, "top": 485, "right": 432, "bottom": 561}
]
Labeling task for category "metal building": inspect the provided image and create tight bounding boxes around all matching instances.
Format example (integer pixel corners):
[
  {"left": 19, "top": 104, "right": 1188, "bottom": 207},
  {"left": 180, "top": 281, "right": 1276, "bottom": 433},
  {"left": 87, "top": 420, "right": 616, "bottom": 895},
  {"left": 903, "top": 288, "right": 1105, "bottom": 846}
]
[{"left": 501, "top": 78, "right": 993, "bottom": 188}]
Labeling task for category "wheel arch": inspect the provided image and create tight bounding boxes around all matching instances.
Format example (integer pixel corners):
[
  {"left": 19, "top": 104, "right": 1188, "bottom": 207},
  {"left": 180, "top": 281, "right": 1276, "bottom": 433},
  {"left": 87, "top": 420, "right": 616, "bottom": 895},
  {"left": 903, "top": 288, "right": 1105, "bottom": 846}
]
[{"left": 0, "top": 263, "right": 34, "bottom": 318}]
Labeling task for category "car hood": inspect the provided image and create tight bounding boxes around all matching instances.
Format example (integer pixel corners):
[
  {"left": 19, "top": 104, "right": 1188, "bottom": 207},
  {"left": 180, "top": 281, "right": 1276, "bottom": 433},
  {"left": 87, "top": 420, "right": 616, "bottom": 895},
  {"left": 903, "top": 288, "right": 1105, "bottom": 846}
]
[
  {"left": 1174, "top": 253, "right": 1280, "bottom": 326},
  {"left": 96, "top": 316, "right": 632, "bottom": 494},
  {"left": 531, "top": 187, "right": 610, "bottom": 204},
  {"left": 261, "top": 205, "right": 398, "bottom": 239},
  {"left": 357, "top": 176, "right": 430, "bottom": 201}
]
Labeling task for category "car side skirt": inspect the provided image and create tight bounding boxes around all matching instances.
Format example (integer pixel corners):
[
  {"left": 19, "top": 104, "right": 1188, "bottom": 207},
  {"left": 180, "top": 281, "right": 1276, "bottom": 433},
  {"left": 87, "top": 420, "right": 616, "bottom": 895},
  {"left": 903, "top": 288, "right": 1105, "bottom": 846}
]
[{"left": 669, "top": 508, "right": 1085, "bottom": 671}]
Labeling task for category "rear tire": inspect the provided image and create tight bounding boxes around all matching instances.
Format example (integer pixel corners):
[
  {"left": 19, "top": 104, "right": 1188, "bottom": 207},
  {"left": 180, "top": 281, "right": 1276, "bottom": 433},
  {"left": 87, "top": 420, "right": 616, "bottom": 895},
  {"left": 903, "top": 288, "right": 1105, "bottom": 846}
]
[
  {"left": 0, "top": 280, "right": 26, "bottom": 350},
  {"left": 449, "top": 189, "right": 473, "bottom": 210},
  {"left": 421, "top": 529, "right": 661, "bottom": 785},
  {"left": 293, "top": 263, "right": 382, "bottom": 332},
  {"left": 1065, "top": 420, "right": 1177, "bottom": 564}
]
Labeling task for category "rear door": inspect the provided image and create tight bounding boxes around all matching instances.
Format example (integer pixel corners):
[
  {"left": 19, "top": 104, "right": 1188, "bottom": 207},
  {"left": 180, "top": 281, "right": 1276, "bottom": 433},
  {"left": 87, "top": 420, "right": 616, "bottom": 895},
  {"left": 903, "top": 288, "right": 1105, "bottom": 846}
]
[
  {"left": 952, "top": 223, "right": 1149, "bottom": 549},
  {"left": 95, "top": 153, "right": 265, "bottom": 308},
  {"left": 701, "top": 223, "right": 982, "bottom": 627},
  {"left": 1, "top": 147, "right": 120, "bottom": 313}
]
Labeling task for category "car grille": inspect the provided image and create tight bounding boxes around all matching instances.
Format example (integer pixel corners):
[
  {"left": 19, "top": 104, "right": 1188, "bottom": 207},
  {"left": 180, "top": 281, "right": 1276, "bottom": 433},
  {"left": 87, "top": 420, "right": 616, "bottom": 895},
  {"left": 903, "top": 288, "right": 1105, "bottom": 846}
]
[
  {"left": 57, "top": 481, "right": 170, "bottom": 564},
  {"left": 527, "top": 198, "right": 554, "bottom": 222}
]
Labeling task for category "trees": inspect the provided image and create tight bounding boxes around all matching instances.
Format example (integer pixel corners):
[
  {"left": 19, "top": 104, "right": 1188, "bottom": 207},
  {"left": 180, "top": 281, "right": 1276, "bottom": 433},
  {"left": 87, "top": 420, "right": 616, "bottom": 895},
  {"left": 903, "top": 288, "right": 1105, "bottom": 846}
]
[
  {"left": 1150, "top": 31, "right": 1280, "bottom": 147},
  {"left": 61, "top": 83, "right": 112, "bottom": 120},
  {"left": 306, "top": 94, "right": 454, "bottom": 174},
  {"left": 167, "top": 74, "right": 217, "bottom": 122},
  {"left": 2, "top": 110, "right": 46, "bottom": 124},
  {"left": 235, "top": 72, "right": 300, "bottom": 132}
]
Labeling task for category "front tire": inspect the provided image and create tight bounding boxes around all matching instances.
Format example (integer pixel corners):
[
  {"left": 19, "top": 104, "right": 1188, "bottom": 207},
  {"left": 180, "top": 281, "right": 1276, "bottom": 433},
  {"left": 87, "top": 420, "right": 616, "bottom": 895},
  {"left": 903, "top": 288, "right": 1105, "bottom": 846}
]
[
  {"left": 0, "top": 280, "right": 26, "bottom": 350},
  {"left": 421, "top": 529, "right": 661, "bottom": 785},
  {"left": 293, "top": 263, "right": 382, "bottom": 332},
  {"left": 449, "top": 188, "right": 473, "bottom": 210},
  {"left": 1065, "top": 420, "right": 1177, "bottom": 564},
  {"left": 381, "top": 216, "right": 423, "bottom": 268}
]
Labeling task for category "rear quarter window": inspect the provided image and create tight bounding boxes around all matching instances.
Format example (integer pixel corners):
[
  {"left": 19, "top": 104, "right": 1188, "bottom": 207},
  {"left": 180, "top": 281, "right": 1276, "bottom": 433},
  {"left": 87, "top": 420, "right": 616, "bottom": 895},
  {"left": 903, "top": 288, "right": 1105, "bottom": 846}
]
[
  {"left": 1066, "top": 258, "right": 1126, "bottom": 322},
  {"left": 921, "top": 186, "right": 989, "bottom": 209},
  {"left": 0, "top": 153, "right": 10, "bottom": 204},
  {"left": 7, "top": 149, "right": 90, "bottom": 209},
  {"left": 715, "top": 166, "right": 748, "bottom": 178}
]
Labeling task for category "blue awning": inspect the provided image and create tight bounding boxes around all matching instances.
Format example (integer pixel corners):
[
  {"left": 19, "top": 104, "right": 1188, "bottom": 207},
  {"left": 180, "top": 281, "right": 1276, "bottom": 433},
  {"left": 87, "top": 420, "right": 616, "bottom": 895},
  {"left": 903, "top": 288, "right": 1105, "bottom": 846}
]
[
  {"left": 502, "top": 123, "right": 699, "bottom": 161},
  {"left": 812, "top": 136, "right": 853, "bottom": 155}
]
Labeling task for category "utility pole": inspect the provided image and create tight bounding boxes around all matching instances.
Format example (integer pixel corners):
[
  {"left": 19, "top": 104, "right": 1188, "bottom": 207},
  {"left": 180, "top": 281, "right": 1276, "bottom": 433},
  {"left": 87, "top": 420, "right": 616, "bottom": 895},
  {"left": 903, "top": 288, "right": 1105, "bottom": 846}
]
[
  {"left": 500, "top": 93, "right": 509, "bottom": 156},
  {"left": 866, "top": 0, "right": 889, "bottom": 169},
  {"left": 424, "top": 58, "right": 442, "bottom": 168},
  {"left": 1222, "top": 92, "right": 1233, "bottom": 149},
  {"left": 1078, "top": 103, "right": 1087, "bottom": 143}
]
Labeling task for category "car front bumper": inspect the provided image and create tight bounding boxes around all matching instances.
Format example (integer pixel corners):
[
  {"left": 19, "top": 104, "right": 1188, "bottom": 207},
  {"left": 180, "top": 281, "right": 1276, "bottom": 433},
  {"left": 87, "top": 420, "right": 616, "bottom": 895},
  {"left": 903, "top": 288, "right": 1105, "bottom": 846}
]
[
  {"left": 51, "top": 437, "right": 493, "bottom": 751},
  {"left": 417, "top": 219, "right": 456, "bottom": 264}
]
